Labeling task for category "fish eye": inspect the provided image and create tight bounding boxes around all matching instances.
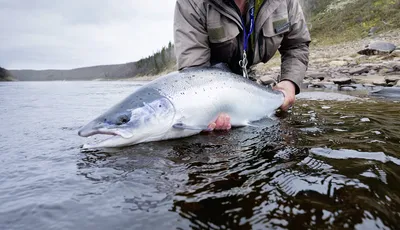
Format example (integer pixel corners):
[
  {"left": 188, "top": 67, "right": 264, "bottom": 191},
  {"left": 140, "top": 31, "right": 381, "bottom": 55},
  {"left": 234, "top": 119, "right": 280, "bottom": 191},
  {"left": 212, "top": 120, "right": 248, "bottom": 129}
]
[{"left": 116, "top": 114, "right": 130, "bottom": 125}]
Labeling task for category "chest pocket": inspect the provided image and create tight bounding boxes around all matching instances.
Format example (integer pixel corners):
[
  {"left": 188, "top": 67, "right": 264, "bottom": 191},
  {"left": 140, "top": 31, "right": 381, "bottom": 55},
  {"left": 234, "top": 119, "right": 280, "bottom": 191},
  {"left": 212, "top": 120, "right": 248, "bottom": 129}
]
[
  {"left": 207, "top": 9, "right": 240, "bottom": 65},
  {"left": 258, "top": 5, "right": 290, "bottom": 62}
]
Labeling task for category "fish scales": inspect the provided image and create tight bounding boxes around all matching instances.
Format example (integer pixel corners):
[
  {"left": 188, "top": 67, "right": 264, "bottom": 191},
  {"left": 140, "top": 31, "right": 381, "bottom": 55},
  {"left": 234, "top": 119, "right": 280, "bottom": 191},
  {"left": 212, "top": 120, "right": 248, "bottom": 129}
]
[{"left": 78, "top": 67, "right": 284, "bottom": 148}]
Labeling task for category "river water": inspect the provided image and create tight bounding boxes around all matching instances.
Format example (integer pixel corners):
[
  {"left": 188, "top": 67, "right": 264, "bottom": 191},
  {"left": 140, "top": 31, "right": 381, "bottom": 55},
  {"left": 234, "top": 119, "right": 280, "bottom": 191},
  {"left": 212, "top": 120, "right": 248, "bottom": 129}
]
[{"left": 1, "top": 81, "right": 399, "bottom": 230}]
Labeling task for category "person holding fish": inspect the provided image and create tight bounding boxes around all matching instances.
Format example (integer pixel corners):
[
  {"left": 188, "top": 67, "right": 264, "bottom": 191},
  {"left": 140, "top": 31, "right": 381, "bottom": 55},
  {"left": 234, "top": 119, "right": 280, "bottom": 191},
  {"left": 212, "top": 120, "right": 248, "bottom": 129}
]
[{"left": 173, "top": 0, "right": 311, "bottom": 131}]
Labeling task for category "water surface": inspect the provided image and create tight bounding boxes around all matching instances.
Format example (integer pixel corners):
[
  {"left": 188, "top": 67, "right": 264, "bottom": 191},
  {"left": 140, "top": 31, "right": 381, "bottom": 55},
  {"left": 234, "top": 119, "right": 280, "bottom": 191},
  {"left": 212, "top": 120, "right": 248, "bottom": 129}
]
[{"left": 1, "top": 82, "right": 399, "bottom": 229}]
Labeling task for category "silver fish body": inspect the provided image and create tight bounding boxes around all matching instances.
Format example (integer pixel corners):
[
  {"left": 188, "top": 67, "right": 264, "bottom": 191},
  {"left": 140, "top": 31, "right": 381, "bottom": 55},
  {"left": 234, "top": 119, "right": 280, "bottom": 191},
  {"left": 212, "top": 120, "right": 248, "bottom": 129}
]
[{"left": 78, "top": 67, "right": 284, "bottom": 148}]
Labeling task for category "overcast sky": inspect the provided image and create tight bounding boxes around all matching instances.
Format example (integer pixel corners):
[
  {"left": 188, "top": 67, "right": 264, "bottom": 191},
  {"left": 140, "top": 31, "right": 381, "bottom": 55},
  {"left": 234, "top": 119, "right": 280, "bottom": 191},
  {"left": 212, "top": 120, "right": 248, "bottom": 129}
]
[{"left": 0, "top": 0, "right": 176, "bottom": 70}]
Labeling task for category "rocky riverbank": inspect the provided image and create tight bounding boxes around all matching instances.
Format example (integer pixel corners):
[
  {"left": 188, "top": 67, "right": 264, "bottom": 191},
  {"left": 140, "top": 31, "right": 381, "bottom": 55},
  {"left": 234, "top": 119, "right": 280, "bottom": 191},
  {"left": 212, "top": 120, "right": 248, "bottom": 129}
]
[{"left": 252, "top": 30, "right": 400, "bottom": 90}]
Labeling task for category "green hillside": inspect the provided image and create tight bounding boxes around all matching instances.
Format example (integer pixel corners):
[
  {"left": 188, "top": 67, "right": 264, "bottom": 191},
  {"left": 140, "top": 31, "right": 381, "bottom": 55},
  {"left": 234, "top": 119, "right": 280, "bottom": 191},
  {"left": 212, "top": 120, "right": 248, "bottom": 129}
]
[{"left": 309, "top": 0, "right": 400, "bottom": 44}]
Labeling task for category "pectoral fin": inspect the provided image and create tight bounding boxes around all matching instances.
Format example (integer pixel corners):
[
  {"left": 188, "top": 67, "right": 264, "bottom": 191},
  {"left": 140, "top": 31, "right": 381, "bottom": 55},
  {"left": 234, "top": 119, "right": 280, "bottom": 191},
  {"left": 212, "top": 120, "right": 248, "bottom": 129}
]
[{"left": 173, "top": 123, "right": 212, "bottom": 131}]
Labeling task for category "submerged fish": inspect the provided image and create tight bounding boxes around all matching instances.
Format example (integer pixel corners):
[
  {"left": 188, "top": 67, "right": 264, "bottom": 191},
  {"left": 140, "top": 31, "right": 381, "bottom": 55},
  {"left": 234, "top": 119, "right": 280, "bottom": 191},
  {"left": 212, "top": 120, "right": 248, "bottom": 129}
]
[{"left": 78, "top": 67, "right": 284, "bottom": 148}]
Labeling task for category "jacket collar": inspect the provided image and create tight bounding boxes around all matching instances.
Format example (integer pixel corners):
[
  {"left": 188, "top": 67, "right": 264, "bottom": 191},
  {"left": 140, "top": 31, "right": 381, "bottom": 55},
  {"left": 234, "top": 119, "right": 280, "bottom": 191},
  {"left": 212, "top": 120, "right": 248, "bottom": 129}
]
[{"left": 208, "top": 0, "right": 282, "bottom": 33}]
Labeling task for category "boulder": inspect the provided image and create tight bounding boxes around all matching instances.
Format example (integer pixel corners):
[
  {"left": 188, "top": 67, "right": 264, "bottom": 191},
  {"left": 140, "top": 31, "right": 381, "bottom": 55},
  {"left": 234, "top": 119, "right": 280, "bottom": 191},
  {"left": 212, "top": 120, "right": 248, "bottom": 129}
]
[
  {"left": 384, "top": 75, "right": 400, "bottom": 84},
  {"left": 372, "top": 80, "right": 387, "bottom": 86},
  {"left": 339, "top": 84, "right": 357, "bottom": 91},
  {"left": 306, "top": 71, "right": 328, "bottom": 80},
  {"left": 390, "top": 50, "right": 400, "bottom": 58},
  {"left": 349, "top": 66, "right": 369, "bottom": 75},
  {"left": 333, "top": 77, "right": 352, "bottom": 85}
]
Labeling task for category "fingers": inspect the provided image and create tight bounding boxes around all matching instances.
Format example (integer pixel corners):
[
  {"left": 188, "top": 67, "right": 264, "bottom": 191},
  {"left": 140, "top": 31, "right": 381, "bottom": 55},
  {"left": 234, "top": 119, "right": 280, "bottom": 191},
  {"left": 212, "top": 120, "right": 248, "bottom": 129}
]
[
  {"left": 207, "top": 113, "right": 231, "bottom": 131},
  {"left": 273, "top": 80, "right": 296, "bottom": 111},
  {"left": 279, "top": 89, "right": 294, "bottom": 111},
  {"left": 207, "top": 122, "right": 216, "bottom": 131}
]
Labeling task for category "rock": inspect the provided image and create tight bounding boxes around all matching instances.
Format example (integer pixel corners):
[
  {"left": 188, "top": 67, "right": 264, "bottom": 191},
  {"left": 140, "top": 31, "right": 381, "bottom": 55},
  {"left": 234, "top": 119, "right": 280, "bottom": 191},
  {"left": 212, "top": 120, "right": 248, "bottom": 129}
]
[
  {"left": 362, "top": 83, "right": 376, "bottom": 88},
  {"left": 329, "top": 60, "right": 348, "bottom": 67},
  {"left": 309, "top": 81, "right": 334, "bottom": 88},
  {"left": 306, "top": 71, "right": 328, "bottom": 80},
  {"left": 333, "top": 77, "right": 352, "bottom": 85},
  {"left": 390, "top": 50, "right": 400, "bottom": 58},
  {"left": 353, "top": 75, "right": 385, "bottom": 85},
  {"left": 257, "top": 75, "right": 276, "bottom": 86},
  {"left": 354, "top": 55, "right": 369, "bottom": 63},
  {"left": 384, "top": 75, "right": 400, "bottom": 84},
  {"left": 338, "top": 84, "right": 357, "bottom": 91},
  {"left": 339, "top": 84, "right": 357, "bottom": 89},
  {"left": 370, "top": 87, "right": 400, "bottom": 97},
  {"left": 372, "top": 80, "right": 387, "bottom": 86},
  {"left": 357, "top": 41, "right": 396, "bottom": 55},
  {"left": 368, "top": 27, "right": 378, "bottom": 36},
  {"left": 349, "top": 66, "right": 369, "bottom": 75}
]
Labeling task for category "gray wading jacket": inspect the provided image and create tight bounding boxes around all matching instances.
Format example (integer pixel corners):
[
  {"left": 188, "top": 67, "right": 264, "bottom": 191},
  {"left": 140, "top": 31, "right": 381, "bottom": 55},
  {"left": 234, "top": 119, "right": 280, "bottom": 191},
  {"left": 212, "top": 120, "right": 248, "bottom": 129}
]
[{"left": 173, "top": 0, "right": 311, "bottom": 93}]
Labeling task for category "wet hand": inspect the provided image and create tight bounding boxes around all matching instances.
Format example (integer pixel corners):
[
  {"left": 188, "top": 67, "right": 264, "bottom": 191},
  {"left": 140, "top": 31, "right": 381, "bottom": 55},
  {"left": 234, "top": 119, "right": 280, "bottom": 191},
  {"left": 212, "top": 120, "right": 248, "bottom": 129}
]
[
  {"left": 207, "top": 113, "right": 231, "bottom": 131},
  {"left": 273, "top": 80, "right": 296, "bottom": 111}
]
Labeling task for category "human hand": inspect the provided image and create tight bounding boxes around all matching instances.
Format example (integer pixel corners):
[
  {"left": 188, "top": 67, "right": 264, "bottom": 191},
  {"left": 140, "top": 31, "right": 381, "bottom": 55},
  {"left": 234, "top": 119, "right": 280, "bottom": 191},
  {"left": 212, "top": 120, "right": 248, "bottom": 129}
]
[
  {"left": 273, "top": 80, "right": 296, "bottom": 111},
  {"left": 207, "top": 113, "right": 231, "bottom": 131}
]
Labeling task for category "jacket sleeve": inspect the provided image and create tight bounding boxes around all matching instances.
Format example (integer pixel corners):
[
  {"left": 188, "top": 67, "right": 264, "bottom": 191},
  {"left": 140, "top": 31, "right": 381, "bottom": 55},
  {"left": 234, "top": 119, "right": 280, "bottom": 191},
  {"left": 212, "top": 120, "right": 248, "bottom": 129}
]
[
  {"left": 278, "top": 0, "right": 311, "bottom": 94},
  {"left": 174, "top": 0, "right": 210, "bottom": 70}
]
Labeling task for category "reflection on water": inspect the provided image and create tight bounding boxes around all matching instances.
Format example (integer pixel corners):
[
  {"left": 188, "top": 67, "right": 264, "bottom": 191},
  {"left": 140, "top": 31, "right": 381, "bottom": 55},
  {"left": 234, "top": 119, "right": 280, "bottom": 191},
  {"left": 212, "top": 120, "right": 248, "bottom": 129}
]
[{"left": 1, "top": 82, "right": 400, "bottom": 229}]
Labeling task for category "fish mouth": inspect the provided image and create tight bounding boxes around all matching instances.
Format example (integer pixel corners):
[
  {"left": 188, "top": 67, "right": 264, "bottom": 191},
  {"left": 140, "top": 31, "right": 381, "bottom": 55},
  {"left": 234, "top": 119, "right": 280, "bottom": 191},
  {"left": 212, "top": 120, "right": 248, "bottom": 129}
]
[
  {"left": 78, "top": 128, "right": 132, "bottom": 149},
  {"left": 78, "top": 128, "right": 117, "bottom": 137},
  {"left": 78, "top": 126, "right": 134, "bottom": 139}
]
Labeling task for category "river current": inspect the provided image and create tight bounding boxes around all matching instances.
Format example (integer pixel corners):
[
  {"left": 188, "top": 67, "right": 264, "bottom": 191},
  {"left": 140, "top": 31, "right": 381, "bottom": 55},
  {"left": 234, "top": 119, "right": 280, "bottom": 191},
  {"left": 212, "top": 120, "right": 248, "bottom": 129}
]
[{"left": 1, "top": 81, "right": 399, "bottom": 229}]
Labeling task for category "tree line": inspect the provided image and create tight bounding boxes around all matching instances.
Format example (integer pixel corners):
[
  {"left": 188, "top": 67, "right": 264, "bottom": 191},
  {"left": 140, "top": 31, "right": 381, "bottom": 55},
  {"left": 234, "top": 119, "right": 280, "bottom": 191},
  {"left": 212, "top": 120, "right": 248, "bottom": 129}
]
[
  {"left": 135, "top": 41, "right": 176, "bottom": 76},
  {"left": 0, "top": 66, "right": 14, "bottom": 81}
]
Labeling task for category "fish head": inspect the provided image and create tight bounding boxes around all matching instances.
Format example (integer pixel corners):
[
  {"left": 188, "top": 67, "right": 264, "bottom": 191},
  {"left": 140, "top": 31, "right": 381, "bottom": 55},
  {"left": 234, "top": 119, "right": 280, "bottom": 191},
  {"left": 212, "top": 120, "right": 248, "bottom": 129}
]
[{"left": 78, "top": 96, "right": 175, "bottom": 148}]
